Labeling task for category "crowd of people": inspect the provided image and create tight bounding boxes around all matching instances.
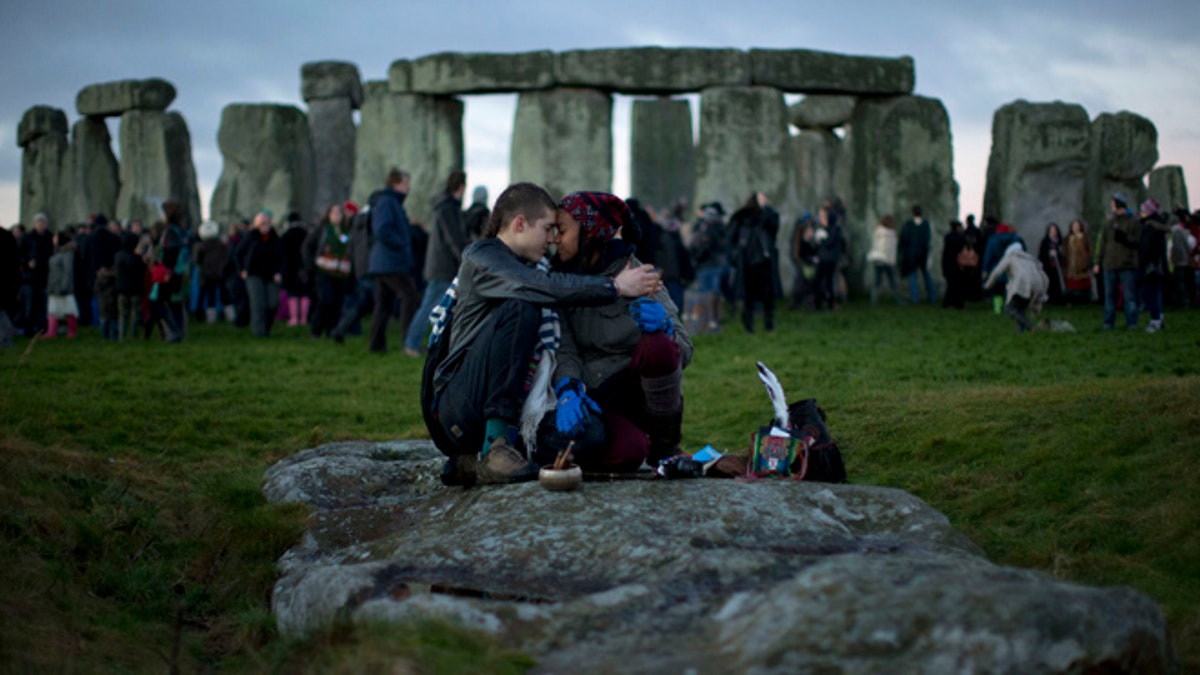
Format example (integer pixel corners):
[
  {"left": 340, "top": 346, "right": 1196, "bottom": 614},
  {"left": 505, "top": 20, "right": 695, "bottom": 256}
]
[{"left": 3, "top": 176, "right": 1198, "bottom": 352}]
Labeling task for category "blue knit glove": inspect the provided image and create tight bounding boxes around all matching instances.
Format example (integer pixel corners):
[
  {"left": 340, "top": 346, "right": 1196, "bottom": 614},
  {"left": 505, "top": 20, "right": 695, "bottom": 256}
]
[
  {"left": 554, "top": 377, "right": 601, "bottom": 437},
  {"left": 628, "top": 298, "right": 673, "bottom": 335}
]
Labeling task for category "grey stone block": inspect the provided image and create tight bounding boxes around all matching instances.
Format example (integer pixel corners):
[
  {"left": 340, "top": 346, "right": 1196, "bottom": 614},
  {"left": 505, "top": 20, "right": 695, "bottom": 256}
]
[
  {"left": 117, "top": 110, "right": 201, "bottom": 227},
  {"left": 18, "top": 105, "right": 68, "bottom": 147},
  {"left": 408, "top": 51, "right": 556, "bottom": 95},
  {"left": 76, "top": 78, "right": 177, "bottom": 117},
  {"left": 210, "top": 104, "right": 314, "bottom": 226},
  {"left": 510, "top": 88, "right": 613, "bottom": 202},
  {"left": 630, "top": 98, "right": 694, "bottom": 210},
  {"left": 789, "top": 95, "right": 857, "bottom": 130},
  {"left": 555, "top": 47, "right": 749, "bottom": 94},
  {"left": 750, "top": 49, "right": 915, "bottom": 95},
  {"left": 301, "top": 61, "right": 363, "bottom": 107}
]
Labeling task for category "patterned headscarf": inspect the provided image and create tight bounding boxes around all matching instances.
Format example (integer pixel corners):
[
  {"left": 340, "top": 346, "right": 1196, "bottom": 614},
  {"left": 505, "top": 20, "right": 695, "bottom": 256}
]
[{"left": 558, "top": 191, "right": 632, "bottom": 246}]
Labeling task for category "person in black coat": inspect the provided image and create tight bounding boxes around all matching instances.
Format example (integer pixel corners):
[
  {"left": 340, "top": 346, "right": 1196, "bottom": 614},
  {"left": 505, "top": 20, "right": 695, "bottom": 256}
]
[
  {"left": 941, "top": 220, "right": 968, "bottom": 309},
  {"left": 1037, "top": 223, "right": 1066, "bottom": 306},
  {"left": 729, "top": 192, "right": 781, "bottom": 332},
  {"left": 0, "top": 225, "right": 19, "bottom": 347},
  {"left": 236, "top": 211, "right": 285, "bottom": 337}
]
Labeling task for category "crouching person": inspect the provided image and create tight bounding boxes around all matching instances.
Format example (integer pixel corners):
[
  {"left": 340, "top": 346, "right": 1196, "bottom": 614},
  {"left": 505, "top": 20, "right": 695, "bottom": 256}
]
[
  {"left": 536, "top": 192, "right": 693, "bottom": 473},
  {"left": 984, "top": 242, "right": 1049, "bottom": 333},
  {"left": 422, "top": 183, "right": 661, "bottom": 486}
]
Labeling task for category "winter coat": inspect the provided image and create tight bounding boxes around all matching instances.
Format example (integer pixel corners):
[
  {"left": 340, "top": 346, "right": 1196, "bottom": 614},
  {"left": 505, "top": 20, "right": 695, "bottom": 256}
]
[
  {"left": 1064, "top": 232, "right": 1093, "bottom": 283},
  {"left": 114, "top": 249, "right": 146, "bottom": 296},
  {"left": 984, "top": 249, "right": 1048, "bottom": 311},
  {"left": 1169, "top": 223, "right": 1194, "bottom": 269},
  {"left": 817, "top": 223, "right": 846, "bottom": 265},
  {"left": 555, "top": 245, "right": 693, "bottom": 391},
  {"left": 654, "top": 223, "right": 694, "bottom": 285},
  {"left": 19, "top": 228, "right": 54, "bottom": 285},
  {"left": 463, "top": 202, "right": 490, "bottom": 240},
  {"left": 423, "top": 191, "right": 468, "bottom": 282},
  {"left": 47, "top": 247, "right": 75, "bottom": 296},
  {"left": 729, "top": 205, "right": 782, "bottom": 298},
  {"left": 689, "top": 216, "right": 728, "bottom": 269},
  {"left": 866, "top": 225, "right": 897, "bottom": 267},
  {"left": 280, "top": 224, "right": 312, "bottom": 293},
  {"left": 193, "top": 238, "right": 228, "bottom": 284},
  {"left": 982, "top": 232, "right": 1023, "bottom": 275},
  {"left": 1095, "top": 210, "right": 1142, "bottom": 271},
  {"left": 1138, "top": 217, "right": 1170, "bottom": 278},
  {"left": 434, "top": 238, "right": 618, "bottom": 392},
  {"left": 236, "top": 228, "right": 285, "bottom": 281},
  {"left": 942, "top": 230, "right": 966, "bottom": 278},
  {"left": 897, "top": 218, "right": 931, "bottom": 276},
  {"left": 368, "top": 188, "right": 415, "bottom": 276},
  {"left": 0, "top": 228, "right": 19, "bottom": 312}
]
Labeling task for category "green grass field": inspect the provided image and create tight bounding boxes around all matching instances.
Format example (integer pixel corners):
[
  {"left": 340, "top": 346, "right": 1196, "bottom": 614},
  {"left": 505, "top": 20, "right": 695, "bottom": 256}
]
[{"left": 1, "top": 300, "right": 1197, "bottom": 672}]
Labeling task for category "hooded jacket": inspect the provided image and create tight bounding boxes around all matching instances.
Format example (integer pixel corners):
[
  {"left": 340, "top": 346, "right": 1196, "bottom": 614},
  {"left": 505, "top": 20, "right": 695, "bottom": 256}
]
[
  {"left": 423, "top": 190, "right": 468, "bottom": 282},
  {"left": 367, "top": 188, "right": 415, "bottom": 276}
]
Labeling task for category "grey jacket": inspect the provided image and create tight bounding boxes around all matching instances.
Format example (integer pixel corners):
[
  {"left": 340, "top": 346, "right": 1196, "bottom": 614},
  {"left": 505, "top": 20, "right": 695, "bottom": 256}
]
[
  {"left": 434, "top": 238, "right": 618, "bottom": 391},
  {"left": 984, "top": 249, "right": 1048, "bottom": 313},
  {"left": 47, "top": 248, "right": 75, "bottom": 296},
  {"left": 423, "top": 191, "right": 468, "bottom": 282},
  {"left": 556, "top": 252, "right": 693, "bottom": 389}
]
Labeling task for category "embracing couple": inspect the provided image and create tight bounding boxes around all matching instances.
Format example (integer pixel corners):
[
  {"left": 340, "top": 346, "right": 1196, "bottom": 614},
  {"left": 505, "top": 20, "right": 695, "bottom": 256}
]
[{"left": 421, "top": 183, "right": 693, "bottom": 486}]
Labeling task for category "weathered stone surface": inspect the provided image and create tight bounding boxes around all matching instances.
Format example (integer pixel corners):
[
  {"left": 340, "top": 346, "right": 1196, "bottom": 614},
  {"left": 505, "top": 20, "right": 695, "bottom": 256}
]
[
  {"left": 351, "top": 87, "right": 463, "bottom": 226},
  {"left": 791, "top": 129, "right": 842, "bottom": 213},
  {"left": 264, "top": 441, "right": 1177, "bottom": 673},
  {"left": 555, "top": 48, "right": 749, "bottom": 94},
  {"left": 789, "top": 95, "right": 856, "bottom": 130},
  {"left": 1083, "top": 111, "right": 1158, "bottom": 230},
  {"left": 839, "top": 96, "right": 957, "bottom": 293},
  {"left": 18, "top": 105, "right": 68, "bottom": 147},
  {"left": 694, "top": 86, "right": 790, "bottom": 226},
  {"left": 982, "top": 100, "right": 1091, "bottom": 247},
  {"left": 300, "top": 61, "right": 363, "bottom": 107},
  {"left": 307, "top": 98, "right": 356, "bottom": 216},
  {"left": 750, "top": 49, "right": 915, "bottom": 95},
  {"left": 116, "top": 111, "right": 201, "bottom": 227},
  {"left": 19, "top": 107, "right": 69, "bottom": 228},
  {"left": 407, "top": 51, "right": 556, "bottom": 95},
  {"left": 630, "top": 98, "right": 694, "bottom": 210},
  {"left": 511, "top": 88, "right": 612, "bottom": 202},
  {"left": 210, "top": 104, "right": 313, "bottom": 226},
  {"left": 1148, "top": 165, "right": 1189, "bottom": 213},
  {"left": 61, "top": 117, "right": 120, "bottom": 224},
  {"left": 75, "top": 78, "right": 176, "bottom": 117},
  {"left": 386, "top": 61, "right": 412, "bottom": 93}
]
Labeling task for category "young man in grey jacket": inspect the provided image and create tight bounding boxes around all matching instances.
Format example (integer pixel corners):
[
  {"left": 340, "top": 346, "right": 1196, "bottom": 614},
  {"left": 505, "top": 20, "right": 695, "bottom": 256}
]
[{"left": 426, "top": 183, "right": 661, "bottom": 485}]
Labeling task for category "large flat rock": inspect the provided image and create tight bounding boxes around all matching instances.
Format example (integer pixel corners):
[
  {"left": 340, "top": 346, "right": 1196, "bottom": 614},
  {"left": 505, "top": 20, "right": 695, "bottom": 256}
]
[
  {"left": 76, "top": 78, "right": 177, "bottom": 117},
  {"left": 750, "top": 49, "right": 915, "bottom": 95},
  {"left": 301, "top": 61, "right": 363, "bottom": 107},
  {"left": 18, "top": 105, "right": 68, "bottom": 148},
  {"left": 555, "top": 47, "right": 749, "bottom": 94},
  {"left": 265, "top": 441, "right": 1176, "bottom": 673},
  {"left": 404, "top": 51, "right": 556, "bottom": 95}
]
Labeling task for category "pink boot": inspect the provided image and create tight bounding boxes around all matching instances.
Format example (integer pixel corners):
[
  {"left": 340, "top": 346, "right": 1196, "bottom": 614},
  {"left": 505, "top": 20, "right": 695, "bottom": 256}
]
[
  {"left": 299, "top": 296, "right": 311, "bottom": 326},
  {"left": 66, "top": 315, "right": 78, "bottom": 338},
  {"left": 287, "top": 295, "right": 299, "bottom": 326},
  {"left": 44, "top": 315, "right": 59, "bottom": 338}
]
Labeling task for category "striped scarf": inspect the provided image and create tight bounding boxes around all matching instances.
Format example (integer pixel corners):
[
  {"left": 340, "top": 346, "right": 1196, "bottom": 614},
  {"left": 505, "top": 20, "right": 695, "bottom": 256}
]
[{"left": 427, "top": 257, "right": 561, "bottom": 454}]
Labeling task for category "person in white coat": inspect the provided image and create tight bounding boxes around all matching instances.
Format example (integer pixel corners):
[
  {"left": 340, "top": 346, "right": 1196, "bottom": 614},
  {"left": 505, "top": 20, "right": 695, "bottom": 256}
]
[{"left": 984, "top": 243, "right": 1049, "bottom": 333}]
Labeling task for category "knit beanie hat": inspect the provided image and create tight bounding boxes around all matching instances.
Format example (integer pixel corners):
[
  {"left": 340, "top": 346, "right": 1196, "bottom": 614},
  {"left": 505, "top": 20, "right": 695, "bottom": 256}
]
[
  {"left": 1140, "top": 199, "right": 1160, "bottom": 216},
  {"left": 342, "top": 200, "right": 359, "bottom": 216},
  {"left": 558, "top": 191, "right": 632, "bottom": 245},
  {"left": 472, "top": 186, "right": 488, "bottom": 205}
]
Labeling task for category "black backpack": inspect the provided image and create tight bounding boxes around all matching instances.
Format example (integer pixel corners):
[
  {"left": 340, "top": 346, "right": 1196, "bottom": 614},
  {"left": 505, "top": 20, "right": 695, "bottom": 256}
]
[{"left": 780, "top": 399, "right": 847, "bottom": 483}]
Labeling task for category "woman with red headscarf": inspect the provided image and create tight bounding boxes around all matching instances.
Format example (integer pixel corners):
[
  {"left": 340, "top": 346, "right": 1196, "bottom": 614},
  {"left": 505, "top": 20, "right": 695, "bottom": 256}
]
[{"left": 542, "top": 191, "right": 693, "bottom": 473}]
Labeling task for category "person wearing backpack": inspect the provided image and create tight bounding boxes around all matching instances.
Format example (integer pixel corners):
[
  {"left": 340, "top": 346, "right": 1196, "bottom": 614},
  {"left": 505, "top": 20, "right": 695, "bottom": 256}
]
[{"left": 729, "top": 192, "right": 780, "bottom": 332}]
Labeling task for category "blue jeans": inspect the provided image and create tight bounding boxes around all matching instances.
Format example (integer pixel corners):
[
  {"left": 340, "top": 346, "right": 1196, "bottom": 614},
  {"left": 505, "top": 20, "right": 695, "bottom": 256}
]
[
  {"left": 1102, "top": 268, "right": 1139, "bottom": 328},
  {"left": 404, "top": 279, "right": 451, "bottom": 351},
  {"left": 906, "top": 266, "right": 936, "bottom": 304}
]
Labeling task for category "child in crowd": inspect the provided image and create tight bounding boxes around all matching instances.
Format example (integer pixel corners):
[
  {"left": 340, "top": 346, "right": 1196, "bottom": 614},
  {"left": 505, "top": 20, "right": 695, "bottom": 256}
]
[{"left": 45, "top": 231, "right": 79, "bottom": 338}]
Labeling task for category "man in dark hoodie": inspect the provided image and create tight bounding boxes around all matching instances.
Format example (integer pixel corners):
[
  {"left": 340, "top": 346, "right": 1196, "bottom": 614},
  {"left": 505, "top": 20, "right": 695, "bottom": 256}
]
[
  {"left": 367, "top": 168, "right": 419, "bottom": 354},
  {"left": 404, "top": 170, "right": 468, "bottom": 356}
]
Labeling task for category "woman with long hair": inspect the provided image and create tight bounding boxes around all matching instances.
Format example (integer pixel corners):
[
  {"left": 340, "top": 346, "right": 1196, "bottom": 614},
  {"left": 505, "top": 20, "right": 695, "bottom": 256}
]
[{"left": 1063, "top": 219, "right": 1093, "bottom": 305}]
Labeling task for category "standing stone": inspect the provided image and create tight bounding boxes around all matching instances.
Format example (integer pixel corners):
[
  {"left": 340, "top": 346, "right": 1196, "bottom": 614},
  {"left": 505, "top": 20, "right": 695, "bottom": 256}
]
[
  {"left": 117, "top": 111, "right": 201, "bottom": 228},
  {"left": 694, "top": 86, "right": 790, "bottom": 223},
  {"left": 18, "top": 106, "right": 69, "bottom": 228},
  {"left": 62, "top": 117, "right": 120, "bottom": 224},
  {"left": 788, "top": 95, "right": 856, "bottom": 130},
  {"left": 352, "top": 81, "right": 463, "bottom": 227},
  {"left": 791, "top": 129, "right": 842, "bottom": 212},
  {"left": 209, "top": 104, "right": 313, "bottom": 227},
  {"left": 76, "top": 78, "right": 176, "bottom": 117},
  {"left": 982, "top": 100, "right": 1091, "bottom": 247},
  {"left": 302, "top": 61, "right": 362, "bottom": 220},
  {"left": 839, "top": 95, "right": 957, "bottom": 293},
  {"left": 630, "top": 98, "right": 694, "bottom": 210},
  {"left": 1148, "top": 165, "right": 1188, "bottom": 213},
  {"left": 511, "top": 88, "right": 612, "bottom": 202},
  {"left": 1083, "top": 111, "right": 1158, "bottom": 230}
]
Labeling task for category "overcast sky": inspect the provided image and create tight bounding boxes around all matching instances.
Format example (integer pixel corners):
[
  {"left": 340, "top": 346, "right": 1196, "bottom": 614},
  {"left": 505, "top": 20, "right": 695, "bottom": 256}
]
[{"left": 2, "top": 0, "right": 1198, "bottom": 227}]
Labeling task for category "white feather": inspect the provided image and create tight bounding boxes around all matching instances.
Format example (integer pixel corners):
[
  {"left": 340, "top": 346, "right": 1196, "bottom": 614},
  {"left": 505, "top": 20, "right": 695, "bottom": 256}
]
[{"left": 756, "top": 361, "right": 790, "bottom": 429}]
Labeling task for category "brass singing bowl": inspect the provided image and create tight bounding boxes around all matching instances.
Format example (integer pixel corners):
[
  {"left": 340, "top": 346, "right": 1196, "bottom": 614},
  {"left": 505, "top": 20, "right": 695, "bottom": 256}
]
[{"left": 539, "top": 465, "right": 583, "bottom": 491}]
